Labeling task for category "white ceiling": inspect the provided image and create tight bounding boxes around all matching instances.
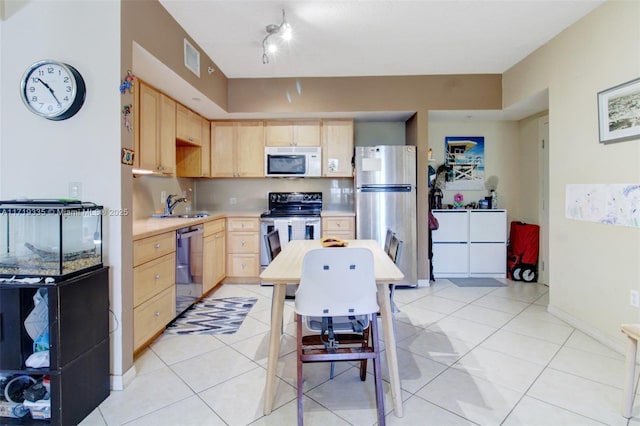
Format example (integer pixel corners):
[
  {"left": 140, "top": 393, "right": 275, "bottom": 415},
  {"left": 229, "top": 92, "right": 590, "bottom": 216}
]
[{"left": 143, "top": 0, "right": 604, "bottom": 120}]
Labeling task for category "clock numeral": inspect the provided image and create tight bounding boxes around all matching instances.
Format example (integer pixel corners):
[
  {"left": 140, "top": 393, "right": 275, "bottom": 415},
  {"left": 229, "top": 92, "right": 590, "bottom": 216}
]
[
  {"left": 31, "top": 95, "right": 38, "bottom": 102},
  {"left": 63, "top": 95, "right": 69, "bottom": 102},
  {"left": 28, "top": 87, "right": 36, "bottom": 93},
  {"left": 63, "top": 77, "right": 69, "bottom": 83},
  {"left": 47, "top": 66, "right": 54, "bottom": 74},
  {"left": 65, "top": 86, "right": 72, "bottom": 93},
  {"left": 47, "top": 105, "right": 54, "bottom": 112}
]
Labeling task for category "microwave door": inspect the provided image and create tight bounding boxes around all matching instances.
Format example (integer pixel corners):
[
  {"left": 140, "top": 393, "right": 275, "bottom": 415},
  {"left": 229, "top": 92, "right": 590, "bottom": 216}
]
[{"left": 268, "top": 155, "right": 306, "bottom": 175}]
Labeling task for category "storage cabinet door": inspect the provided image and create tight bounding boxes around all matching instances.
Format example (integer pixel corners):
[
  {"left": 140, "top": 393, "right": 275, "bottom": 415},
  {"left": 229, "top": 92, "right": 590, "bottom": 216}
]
[
  {"left": 432, "top": 243, "right": 468, "bottom": 275},
  {"left": 432, "top": 210, "right": 468, "bottom": 242},
  {"left": 470, "top": 243, "right": 507, "bottom": 275},
  {"left": 470, "top": 210, "right": 506, "bottom": 242}
]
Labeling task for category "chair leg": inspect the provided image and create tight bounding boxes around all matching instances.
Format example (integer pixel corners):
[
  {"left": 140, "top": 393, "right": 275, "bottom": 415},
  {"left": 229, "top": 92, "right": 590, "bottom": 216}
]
[
  {"left": 623, "top": 333, "right": 638, "bottom": 418},
  {"left": 360, "top": 326, "right": 370, "bottom": 381},
  {"left": 297, "top": 314, "right": 304, "bottom": 426},
  {"left": 370, "top": 313, "right": 386, "bottom": 426}
]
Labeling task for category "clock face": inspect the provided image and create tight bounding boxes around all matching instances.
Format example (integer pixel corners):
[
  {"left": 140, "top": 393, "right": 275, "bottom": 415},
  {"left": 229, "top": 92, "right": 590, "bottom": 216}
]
[{"left": 20, "top": 60, "right": 86, "bottom": 120}]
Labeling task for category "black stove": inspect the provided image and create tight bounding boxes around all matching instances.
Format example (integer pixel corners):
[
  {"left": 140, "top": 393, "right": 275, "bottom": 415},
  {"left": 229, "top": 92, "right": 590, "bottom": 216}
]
[{"left": 260, "top": 192, "right": 322, "bottom": 218}]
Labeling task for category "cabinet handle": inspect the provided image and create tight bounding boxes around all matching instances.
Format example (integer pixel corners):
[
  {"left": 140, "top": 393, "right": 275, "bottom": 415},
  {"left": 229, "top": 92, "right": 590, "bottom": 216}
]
[
  {"left": 155, "top": 243, "right": 161, "bottom": 249},
  {"left": 155, "top": 311, "right": 161, "bottom": 316},
  {"left": 241, "top": 240, "right": 245, "bottom": 246},
  {"left": 154, "top": 274, "right": 160, "bottom": 280}
]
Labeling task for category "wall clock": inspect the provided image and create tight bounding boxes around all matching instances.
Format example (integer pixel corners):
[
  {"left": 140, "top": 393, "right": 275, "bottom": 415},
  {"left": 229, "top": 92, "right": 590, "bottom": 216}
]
[{"left": 20, "top": 60, "right": 86, "bottom": 121}]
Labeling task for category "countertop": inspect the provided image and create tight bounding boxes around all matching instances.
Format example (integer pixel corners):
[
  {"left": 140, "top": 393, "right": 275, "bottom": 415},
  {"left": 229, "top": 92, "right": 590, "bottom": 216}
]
[
  {"left": 132, "top": 211, "right": 260, "bottom": 240},
  {"left": 133, "top": 209, "right": 356, "bottom": 240}
]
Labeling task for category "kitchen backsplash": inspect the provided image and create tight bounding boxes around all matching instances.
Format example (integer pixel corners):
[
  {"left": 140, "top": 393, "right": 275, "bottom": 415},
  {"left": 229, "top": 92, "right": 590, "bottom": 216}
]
[{"left": 133, "top": 176, "right": 354, "bottom": 219}]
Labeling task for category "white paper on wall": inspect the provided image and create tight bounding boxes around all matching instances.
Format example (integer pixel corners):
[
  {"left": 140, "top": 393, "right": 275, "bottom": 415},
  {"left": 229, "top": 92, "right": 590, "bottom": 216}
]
[
  {"left": 565, "top": 183, "right": 640, "bottom": 228},
  {"left": 361, "top": 158, "right": 381, "bottom": 172}
]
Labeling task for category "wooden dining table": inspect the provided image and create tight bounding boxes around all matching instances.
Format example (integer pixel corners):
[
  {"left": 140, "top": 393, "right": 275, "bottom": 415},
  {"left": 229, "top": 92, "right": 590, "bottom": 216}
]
[{"left": 259, "top": 239, "right": 405, "bottom": 417}]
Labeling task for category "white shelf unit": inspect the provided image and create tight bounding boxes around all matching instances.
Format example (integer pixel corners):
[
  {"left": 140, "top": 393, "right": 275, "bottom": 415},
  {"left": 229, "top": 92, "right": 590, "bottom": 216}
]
[{"left": 432, "top": 209, "right": 507, "bottom": 278}]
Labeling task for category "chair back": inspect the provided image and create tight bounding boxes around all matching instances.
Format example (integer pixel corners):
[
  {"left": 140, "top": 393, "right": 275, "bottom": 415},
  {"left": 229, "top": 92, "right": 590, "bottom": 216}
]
[
  {"left": 264, "top": 229, "right": 281, "bottom": 262},
  {"left": 383, "top": 228, "right": 393, "bottom": 253},
  {"left": 295, "top": 248, "right": 379, "bottom": 317},
  {"left": 388, "top": 234, "right": 403, "bottom": 265}
]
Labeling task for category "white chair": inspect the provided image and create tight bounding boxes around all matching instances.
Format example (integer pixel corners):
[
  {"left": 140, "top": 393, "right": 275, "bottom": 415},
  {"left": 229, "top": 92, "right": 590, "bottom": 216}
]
[{"left": 295, "top": 248, "right": 385, "bottom": 426}]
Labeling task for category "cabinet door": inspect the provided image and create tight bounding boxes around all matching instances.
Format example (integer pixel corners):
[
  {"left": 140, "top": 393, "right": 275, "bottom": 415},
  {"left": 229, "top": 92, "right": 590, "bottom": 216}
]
[
  {"left": 176, "top": 104, "right": 200, "bottom": 145},
  {"left": 322, "top": 120, "right": 354, "bottom": 177},
  {"left": 158, "top": 93, "right": 176, "bottom": 174},
  {"left": 293, "top": 120, "right": 321, "bottom": 146},
  {"left": 211, "top": 121, "right": 235, "bottom": 177},
  {"left": 470, "top": 243, "right": 507, "bottom": 276},
  {"left": 264, "top": 121, "right": 292, "bottom": 146},
  {"left": 470, "top": 210, "right": 506, "bottom": 242},
  {"left": 432, "top": 210, "right": 469, "bottom": 242},
  {"left": 200, "top": 116, "right": 211, "bottom": 177},
  {"left": 432, "top": 243, "right": 469, "bottom": 276},
  {"left": 236, "top": 121, "right": 265, "bottom": 177},
  {"left": 138, "top": 83, "right": 159, "bottom": 171},
  {"left": 203, "top": 231, "right": 225, "bottom": 293}
]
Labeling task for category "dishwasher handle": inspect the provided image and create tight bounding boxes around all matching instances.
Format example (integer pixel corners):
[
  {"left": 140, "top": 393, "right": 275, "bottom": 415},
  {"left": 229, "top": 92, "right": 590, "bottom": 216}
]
[{"left": 176, "top": 226, "right": 204, "bottom": 239}]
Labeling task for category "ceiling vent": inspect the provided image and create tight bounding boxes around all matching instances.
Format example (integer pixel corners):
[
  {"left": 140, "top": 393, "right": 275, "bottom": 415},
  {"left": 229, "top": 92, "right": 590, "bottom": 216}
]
[{"left": 184, "top": 38, "right": 200, "bottom": 77}]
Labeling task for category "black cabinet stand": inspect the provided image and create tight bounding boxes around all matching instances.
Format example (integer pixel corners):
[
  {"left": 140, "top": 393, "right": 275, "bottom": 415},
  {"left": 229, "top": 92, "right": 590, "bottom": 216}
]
[{"left": 0, "top": 267, "right": 110, "bottom": 425}]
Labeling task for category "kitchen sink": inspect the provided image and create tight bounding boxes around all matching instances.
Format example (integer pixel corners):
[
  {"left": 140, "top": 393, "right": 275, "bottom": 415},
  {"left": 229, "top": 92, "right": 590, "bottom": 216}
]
[{"left": 152, "top": 213, "right": 210, "bottom": 219}]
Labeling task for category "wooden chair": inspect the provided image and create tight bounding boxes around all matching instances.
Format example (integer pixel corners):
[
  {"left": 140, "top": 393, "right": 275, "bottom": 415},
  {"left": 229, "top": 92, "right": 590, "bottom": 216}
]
[
  {"left": 295, "top": 248, "right": 385, "bottom": 426},
  {"left": 621, "top": 324, "right": 640, "bottom": 417}
]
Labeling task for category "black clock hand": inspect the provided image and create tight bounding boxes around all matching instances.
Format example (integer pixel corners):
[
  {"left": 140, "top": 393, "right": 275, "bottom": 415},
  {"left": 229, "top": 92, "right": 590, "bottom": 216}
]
[{"left": 36, "top": 78, "right": 62, "bottom": 107}]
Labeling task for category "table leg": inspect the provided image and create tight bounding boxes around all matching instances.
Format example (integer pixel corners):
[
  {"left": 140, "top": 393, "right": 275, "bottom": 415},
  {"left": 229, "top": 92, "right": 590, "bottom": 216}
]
[
  {"left": 264, "top": 284, "right": 286, "bottom": 415},
  {"left": 377, "top": 283, "right": 404, "bottom": 417}
]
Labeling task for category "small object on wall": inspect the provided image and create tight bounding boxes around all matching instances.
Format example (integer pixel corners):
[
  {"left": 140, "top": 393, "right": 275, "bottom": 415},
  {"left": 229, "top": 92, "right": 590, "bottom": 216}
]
[
  {"left": 121, "top": 148, "right": 135, "bottom": 166},
  {"left": 119, "top": 70, "right": 136, "bottom": 94},
  {"left": 327, "top": 159, "right": 339, "bottom": 172},
  {"left": 122, "top": 104, "right": 132, "bottom": 132}
]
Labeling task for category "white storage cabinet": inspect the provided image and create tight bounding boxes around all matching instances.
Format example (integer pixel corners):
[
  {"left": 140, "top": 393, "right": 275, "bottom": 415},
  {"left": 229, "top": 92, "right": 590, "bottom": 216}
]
[{"left": 432, "top": 209, "right": 507, "bottom": 278}]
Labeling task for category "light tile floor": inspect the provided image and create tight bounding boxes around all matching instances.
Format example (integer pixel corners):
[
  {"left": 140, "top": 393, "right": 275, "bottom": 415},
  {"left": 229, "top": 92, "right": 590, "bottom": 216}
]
[{"left": 80, "top": 279, "right": 637, "bottom": 426}]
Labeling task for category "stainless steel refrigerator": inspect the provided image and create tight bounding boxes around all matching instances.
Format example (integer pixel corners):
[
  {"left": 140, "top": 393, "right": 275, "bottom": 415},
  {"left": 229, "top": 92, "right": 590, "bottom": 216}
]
[{"left": 355, "top": 145, "right": 417, "bottom": 286}]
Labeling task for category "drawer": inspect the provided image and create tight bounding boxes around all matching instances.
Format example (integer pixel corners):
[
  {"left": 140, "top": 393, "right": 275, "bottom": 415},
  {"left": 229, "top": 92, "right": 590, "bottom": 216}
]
[
  {"left": 227, "top": 218, "right": 259, "bottom": 232},
  {"left": 134, "top": 232, "right": 176, "bottom": 266},
  {"left": 227, "top": 232, "right": 259, "bottom": 253},
  {"left": 204, "top": 218, "right": 225, "bottom": 237},
  {"left": 133, "top": 286, "right": 176, "bottom": 350},
  {"left": 133, "top": 252, "right": 175, "bottom": 307},
  {"left": 227, "top": 254, "right": 260, "bottom": 277},
  {"left": 322, "top": 229, "right": 354, "bottom": 239},
  {"left": 322, "top": 217, "right": 354, "bottom": 232}
]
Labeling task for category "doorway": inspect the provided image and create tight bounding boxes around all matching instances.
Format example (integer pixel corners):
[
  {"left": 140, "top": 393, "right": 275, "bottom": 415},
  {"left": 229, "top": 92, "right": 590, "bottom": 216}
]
[{"left": 538, "top": 116, "right": 550, "bottom": 285}]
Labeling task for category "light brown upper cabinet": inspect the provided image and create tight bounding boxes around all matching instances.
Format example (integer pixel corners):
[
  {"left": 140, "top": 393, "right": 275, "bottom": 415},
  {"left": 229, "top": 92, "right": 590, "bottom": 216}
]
[
  {"left": 264, "top": 120, "right": 321, "bottom": 147},
  {"left": 211, "top": 121, "right": 264, "bottom": 178},
  {"left": 176, "top": 104, "right": 201, "bottom": 145},
  {"left": 322, "top": 119, "right": 354, "bottom": 177},
  {"left": 200, "top": 116, "right": 211, "bottom": 177},
  {"left": 136, "top": 82, "right": 176, "bottom": 175}
]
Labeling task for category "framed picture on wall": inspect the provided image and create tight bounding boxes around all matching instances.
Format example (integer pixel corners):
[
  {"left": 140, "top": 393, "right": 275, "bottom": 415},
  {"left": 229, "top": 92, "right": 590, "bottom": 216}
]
[
  {"left": 444, "top": 136, "right": 485, "bottom": 190},
  {"left": 597, "top": 77, "right": 640, "bottom": 144}
]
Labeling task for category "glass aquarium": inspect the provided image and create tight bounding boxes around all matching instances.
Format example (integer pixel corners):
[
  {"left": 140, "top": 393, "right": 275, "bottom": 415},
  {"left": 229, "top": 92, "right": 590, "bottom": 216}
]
[{"left": 0, "top": 200, "right": 103, "bottom": 281}]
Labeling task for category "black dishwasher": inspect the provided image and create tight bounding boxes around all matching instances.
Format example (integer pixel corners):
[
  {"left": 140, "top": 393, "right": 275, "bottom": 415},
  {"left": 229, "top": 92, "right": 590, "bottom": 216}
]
[{"left": 175, "top": 225, "right": 204, "bottom": 315}]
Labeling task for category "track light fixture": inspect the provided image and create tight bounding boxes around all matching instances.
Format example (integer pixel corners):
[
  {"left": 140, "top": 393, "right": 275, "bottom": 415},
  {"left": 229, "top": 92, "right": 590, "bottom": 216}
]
[{"left": 262, "top": 9, "right": 292, "bottom": 64}]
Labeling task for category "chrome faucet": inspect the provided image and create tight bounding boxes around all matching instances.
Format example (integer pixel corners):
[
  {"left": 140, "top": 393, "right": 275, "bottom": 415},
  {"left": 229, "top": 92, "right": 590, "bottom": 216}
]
[{"left": 165, "top": 194, "right": 187, "bottom": 215}]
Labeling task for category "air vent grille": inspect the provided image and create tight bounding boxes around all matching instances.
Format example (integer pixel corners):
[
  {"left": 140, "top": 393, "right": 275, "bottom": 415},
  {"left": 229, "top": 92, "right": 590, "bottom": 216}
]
[{"left": 184, "top": 38, "right": 200, "bottom": 77}]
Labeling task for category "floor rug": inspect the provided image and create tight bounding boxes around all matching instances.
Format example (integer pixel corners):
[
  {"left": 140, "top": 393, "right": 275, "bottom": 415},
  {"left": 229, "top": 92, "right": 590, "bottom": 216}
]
[
  {"left": 165, "top": 296, "right": 257, "bottom": 335},
  {"left": 449, "top": 278, "right": 507, "bottom": 287}
]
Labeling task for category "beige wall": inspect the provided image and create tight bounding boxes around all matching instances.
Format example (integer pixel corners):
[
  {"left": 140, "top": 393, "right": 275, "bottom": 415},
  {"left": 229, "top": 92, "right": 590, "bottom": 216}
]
[
  {"left": 504, "top": 0, "right": 640, "bottom": 350},
  {"left": 0, "top": 1, "right": 128, "bottom": 387}
]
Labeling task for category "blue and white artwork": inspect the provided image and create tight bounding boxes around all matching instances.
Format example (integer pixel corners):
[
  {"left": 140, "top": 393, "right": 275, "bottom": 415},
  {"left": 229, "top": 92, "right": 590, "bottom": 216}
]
[
  {"left": 566, "top": 184, "right": 640, "bottom": 228},
  {"left": 444, "top": 136, "right": 485, "bottom": 190}
]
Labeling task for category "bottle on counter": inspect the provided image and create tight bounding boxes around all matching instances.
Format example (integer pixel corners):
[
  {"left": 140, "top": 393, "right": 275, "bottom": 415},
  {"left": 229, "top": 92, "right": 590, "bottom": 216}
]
[{"left": 490, "top": 189, "right": 498, "bottom": 209}]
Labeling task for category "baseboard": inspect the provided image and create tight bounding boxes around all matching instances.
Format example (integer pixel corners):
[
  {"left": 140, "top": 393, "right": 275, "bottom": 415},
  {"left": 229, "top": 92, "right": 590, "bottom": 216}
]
[
  {"left": 547, "top": 303, "right": 626, "bottom": 356},
  {"left": 110, "top": 365, "right": 137, "bottom": 391}
]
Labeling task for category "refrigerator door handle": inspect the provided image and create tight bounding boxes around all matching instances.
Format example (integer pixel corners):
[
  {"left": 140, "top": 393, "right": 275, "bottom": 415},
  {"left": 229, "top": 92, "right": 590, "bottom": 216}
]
[{"left": 358, "top": 185, "right": 413, "bottom": 193}]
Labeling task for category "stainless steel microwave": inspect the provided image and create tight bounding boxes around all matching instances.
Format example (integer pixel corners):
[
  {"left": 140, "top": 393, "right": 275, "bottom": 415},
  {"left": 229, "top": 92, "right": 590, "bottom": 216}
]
[{"left": 264, "top": 146, "right": 322, "bottom": 177}]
